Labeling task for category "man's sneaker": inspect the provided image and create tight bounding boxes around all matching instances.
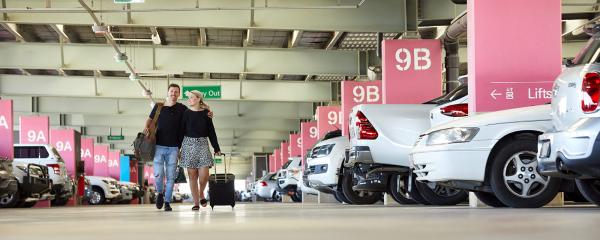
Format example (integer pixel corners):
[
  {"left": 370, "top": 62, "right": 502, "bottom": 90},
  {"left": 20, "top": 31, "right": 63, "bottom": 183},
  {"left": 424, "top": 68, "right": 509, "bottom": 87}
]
[
  {"left": 155, "top": 193, "right": 164, "bottom": 209},
  {"left": 164, "top": 202, "right": 172, "bottom": 212}
]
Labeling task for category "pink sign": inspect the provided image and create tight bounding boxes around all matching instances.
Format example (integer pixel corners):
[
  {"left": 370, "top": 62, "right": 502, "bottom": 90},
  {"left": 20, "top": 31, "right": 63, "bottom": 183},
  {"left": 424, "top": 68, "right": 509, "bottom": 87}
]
[
  {"left": 81, "top": 138, "right": 94, "bottom": 176},
  {"left": 0, "top": 100, "right": 13, "bottom": 160},
  {"left": 341, "top": 80, "right": 383, "bottom": 136},
  {"left": 108, "top": 151, "right": 121, "bottom": 180},
  {"left": 316, "top": 106, "right": 342, "bottom": 139},
  {"left": 268, "top": 154, "right": 275, "bottom": 173},
  {"left": 19, "top": 116, "right": 49, "bottom": 144},
  {"left": 300, "top": 121, "right": 319, "bottom": 165},
  {"left": 382, "top": 39, "right": 442, "bottom": 104},
  {"left": 93, "top": 145, "right": 109, "bottom": 177},
  {"left": 144, "top": 165, "right": 155, "bottom": 185},
  {"left": 50, "top": 129, "right": 78, "bottom": 178},
  {"left": 467, "top": 0, "right": 561, "bottom": 112},
  {"left": 273, "top": 148, "right": 281, "bottom": 170},
  {"left": 280, "top": 141, "right": 290, "bottom": 167},
  {"left": 130, "top": 160, "right": 138, "bottom": 184},
  {"left": 289, "top": 134, "right": 301, "bottom": 157}
]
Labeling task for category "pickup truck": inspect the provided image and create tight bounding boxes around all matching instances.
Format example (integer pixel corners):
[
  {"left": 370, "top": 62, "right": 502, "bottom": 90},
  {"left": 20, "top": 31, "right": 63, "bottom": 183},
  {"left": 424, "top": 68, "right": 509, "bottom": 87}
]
[{"left": 343, "top": 84, "right": 469, "bottom": 205}]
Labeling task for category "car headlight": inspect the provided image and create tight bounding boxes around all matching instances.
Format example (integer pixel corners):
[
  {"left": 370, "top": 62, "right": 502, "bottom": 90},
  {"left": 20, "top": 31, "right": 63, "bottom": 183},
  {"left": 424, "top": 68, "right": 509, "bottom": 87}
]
[
  {"left": 426, "top": 127, "right": 479, "bottom": 146},
  {"left": 315, "top": 144, "right": 335, "bottom": 158}
]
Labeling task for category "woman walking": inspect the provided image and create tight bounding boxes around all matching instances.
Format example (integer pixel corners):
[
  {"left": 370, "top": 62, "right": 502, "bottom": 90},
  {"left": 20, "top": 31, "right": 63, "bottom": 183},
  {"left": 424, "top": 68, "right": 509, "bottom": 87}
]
[{"left": 180, "top": 90, "right": 221, "bottom": 210}]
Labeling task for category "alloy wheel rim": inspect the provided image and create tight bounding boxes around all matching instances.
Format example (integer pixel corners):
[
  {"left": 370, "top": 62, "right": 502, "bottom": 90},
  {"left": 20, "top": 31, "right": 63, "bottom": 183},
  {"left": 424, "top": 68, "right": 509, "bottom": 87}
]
[
  {"left": 0, "top": 194, "right": 14, "bottom": 205},
  {"left": 502, "top": 151, "right": 549, "bottom": 198},
  {"left": 90, "top": 191, "right": 101, "bottom": 204}
]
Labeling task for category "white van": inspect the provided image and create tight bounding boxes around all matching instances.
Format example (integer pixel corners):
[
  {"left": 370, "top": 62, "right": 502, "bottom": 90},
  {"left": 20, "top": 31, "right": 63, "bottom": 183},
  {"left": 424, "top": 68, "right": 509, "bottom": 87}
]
[{"left": 14, "top": 144, "right": 74, "bottom": 206}]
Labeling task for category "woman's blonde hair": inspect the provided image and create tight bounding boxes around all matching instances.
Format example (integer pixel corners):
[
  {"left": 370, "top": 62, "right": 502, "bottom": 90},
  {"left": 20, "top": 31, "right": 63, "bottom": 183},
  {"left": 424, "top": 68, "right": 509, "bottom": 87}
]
[{"left": 185, "top": 90, "right": 210, "bottom": 109}]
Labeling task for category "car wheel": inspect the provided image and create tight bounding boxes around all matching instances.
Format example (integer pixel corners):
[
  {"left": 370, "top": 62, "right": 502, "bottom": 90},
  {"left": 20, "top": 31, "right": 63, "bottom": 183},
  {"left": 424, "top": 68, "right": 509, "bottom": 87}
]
[
  {"left": 489, "top": 136, "right": 561, "bottom": 208},
  {"left": 388, "top": 174, "right": 416, "bottom": 205},
  {"left": 473, "top": 191, "right": 507, "bottom": 207},
  {"left": 52, "top": 197, "right": 70, "bottom": 206},
  {"left": 290, "top": 189, "right": 302, "bottom": 202},
  {"left": 271, "top": 191, "right": 281, "bottom": 202},
  {"left": 341, "top": 169, "right": 382, "bottom": 205},
  {"left": 89, "top": 187, "right": 105, "bottom": 205},
  {"left": 0, "top": 183, "right": 20, "bottom": 208},
  {"left": 407, "top": 174, "right": 431, "bottom": 205},
  {"left": 414, "top": 181, "right": 468, "bottom": 206},
  {"left": 575, "top": 178, "right": 600, "bottom": 206},
  {"left": 334, "top": 190, "right": 351, "bottom": 204}
]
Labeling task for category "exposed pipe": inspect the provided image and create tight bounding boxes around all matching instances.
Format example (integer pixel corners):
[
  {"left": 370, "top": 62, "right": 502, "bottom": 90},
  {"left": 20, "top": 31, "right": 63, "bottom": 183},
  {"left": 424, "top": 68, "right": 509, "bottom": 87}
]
[
  {"left": 0, "top": 0, "right": 368, "bottom": 13},
  {"left": 78, "top": 0, "right": 155, "bottom": 103},
  {"left": 442, "top": 10, "right": 467, "bottom": 92}
]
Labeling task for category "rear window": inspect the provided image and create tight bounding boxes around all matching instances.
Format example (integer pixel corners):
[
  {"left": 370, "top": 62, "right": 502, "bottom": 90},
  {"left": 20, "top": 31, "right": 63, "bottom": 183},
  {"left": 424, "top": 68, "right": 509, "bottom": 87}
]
[
  {"left": 322, "top": 130, "right": 342, "bottom": 141},
  {"left": 572, "top": 33, "right": 600, "bottom": 66},
  {"left": 14, "top": 146, "right": 49, "bottom": 159},
  {"left": 423, "top": 85, "right": 468, "bottom": 105}
]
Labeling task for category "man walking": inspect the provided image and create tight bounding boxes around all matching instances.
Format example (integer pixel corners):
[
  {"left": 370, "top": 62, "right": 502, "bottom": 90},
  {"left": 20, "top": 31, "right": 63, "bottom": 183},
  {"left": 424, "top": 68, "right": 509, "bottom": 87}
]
[{"left": 144, "top": 84, "right": 187, "bottom": 212}]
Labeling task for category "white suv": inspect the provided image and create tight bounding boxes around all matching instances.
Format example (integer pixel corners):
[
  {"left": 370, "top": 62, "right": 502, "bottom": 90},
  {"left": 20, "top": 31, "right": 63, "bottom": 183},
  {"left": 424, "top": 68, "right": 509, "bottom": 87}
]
[
  {"left": 538, "top": 29, "right": 600, "bottom": 205},
  {"left": 85, "top": 176, "right": 122, "bottom": 205},
  {"left": 277, "top": 157, "right": 302, "bottom": 202},
  {"left": 306, "top": 130, "right": 350, "bottom": 202},
  {"left": 14, "top": 144, "right": 73, "bottom": 206}
]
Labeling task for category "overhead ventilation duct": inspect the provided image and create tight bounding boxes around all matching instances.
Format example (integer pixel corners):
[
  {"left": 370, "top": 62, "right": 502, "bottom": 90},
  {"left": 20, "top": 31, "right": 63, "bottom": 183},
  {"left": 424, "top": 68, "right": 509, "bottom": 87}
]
[{"left": 442, "top": 11, "right": 467, "bottom": 92}]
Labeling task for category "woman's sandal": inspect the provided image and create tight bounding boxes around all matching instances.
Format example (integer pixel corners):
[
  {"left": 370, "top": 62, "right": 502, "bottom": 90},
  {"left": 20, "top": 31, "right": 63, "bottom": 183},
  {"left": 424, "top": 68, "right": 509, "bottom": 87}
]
[
  {"left": 200, "top": 199, "right": 208, "bottom": 207},
  {"left": 192, "top": 205, "right": 200, "bottom": 211}
]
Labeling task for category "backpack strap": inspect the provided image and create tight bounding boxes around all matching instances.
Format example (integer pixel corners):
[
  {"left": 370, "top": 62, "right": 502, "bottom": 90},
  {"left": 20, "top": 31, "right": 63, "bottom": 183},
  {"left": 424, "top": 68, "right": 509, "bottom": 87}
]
[{"left": 148, "top": 103, "right": 164, "bottom": 140}]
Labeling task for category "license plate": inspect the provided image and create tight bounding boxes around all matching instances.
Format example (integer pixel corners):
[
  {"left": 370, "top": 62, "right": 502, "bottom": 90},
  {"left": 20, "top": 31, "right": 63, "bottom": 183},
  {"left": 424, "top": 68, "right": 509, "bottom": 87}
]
[{"left": 539, "top": 140, "right": 551, "bottom": 158}]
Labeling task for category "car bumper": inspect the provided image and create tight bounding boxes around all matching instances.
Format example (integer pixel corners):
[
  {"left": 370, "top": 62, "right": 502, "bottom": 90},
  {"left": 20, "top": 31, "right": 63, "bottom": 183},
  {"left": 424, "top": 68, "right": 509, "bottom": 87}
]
[
  {"left": 345, "top": 146, "right": 374, "bottom": 167},
  {"left": 52, "top": 184, "right": 73, "bottom": 199},
  {"left": 307, "top": 157, "right": 337, "bottom": 186},
  {"left": 106, "top": 188, "right": 122, "bottom": 199},
  {"left": 538, "top": 118, "right": 600, "bottom": 178},
  {"left": 410, "top": 140, "right": 492, "bottom": 182},
  {"left": 0, "top": 177, "right": 18, "bottom": 196},
  {"left": 255, "top": 187, "right": 272, "bottom": 198}
]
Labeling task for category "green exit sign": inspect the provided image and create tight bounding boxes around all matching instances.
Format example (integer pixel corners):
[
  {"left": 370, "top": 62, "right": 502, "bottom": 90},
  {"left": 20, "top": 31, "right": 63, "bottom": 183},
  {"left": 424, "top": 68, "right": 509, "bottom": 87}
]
[
  {"left": 107, "top": 135, "right": 125, "bottom": 141},
  {"left": 182, "top": 86, "right": 222, "bottom": 100},
  {"left": 214, "top": 158, "right": 222, "bottom": 164}
]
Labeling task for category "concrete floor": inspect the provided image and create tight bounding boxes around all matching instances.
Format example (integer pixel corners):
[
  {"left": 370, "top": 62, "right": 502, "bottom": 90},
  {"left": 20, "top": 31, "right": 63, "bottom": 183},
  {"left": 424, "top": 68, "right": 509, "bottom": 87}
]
[{"left": 1, "top": 203, "right": 600, "bottom": 240}]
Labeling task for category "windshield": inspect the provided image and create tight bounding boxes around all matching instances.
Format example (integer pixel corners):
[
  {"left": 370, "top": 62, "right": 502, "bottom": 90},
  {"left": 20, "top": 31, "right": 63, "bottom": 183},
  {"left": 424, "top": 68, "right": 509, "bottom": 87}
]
[
  {"left": 422, "top": 85, "right": 468, "bottom": 105},
  {"left": 572, "top": 33, "right": 600, "bottom": 66},
  {"left": 282, "top": 160, "right": 292, "bottom": 169},
  {"left": 51, "top": 147, "right": 64, "bottom": 163}
]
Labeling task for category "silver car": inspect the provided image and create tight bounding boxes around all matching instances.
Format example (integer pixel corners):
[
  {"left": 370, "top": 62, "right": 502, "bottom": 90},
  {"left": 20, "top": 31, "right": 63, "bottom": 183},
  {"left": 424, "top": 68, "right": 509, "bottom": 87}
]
[{"left": 253, "top": 173, "right": 280, "bottom": 202}]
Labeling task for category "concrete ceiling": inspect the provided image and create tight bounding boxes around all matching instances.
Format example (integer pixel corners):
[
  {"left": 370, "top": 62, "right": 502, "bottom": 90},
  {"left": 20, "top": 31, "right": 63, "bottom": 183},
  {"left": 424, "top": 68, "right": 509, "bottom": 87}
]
[{"left": 1, "top": 0, "right": 599, "bottom": 157}]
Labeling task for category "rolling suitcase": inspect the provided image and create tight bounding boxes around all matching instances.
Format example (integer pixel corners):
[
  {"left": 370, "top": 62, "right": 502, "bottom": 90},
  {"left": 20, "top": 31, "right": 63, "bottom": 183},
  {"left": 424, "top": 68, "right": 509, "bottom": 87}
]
[{"left": 208, "top": 154, "right": 236, "bottom": 209}]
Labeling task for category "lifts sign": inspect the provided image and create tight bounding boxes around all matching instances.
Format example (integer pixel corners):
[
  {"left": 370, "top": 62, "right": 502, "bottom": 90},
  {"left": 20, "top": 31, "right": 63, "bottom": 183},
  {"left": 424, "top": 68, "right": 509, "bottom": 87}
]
[
  {"left": 382, "top": 39, "right": 442, "bottom": 104},
  {"left": 341, "top": 80, "right": 382, "bottom": 136},
  {"left": 0, "top": 100, "right": 13, "bottom": 160}
]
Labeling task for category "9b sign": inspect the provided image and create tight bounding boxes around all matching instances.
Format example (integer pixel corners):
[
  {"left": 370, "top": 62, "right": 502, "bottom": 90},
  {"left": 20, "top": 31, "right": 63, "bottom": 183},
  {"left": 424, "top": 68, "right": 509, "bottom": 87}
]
[
  {"left": 353, "top": 85, "right": 380, "bottom": 103},
  {"left": 395, "top": 48, "right": 432, "bottom": 71}
]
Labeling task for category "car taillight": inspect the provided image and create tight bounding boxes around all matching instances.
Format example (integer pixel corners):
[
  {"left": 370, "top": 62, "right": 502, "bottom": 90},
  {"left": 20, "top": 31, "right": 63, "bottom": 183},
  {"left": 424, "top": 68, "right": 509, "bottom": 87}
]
[
  {"left": 47, "top": 164, "right": 60, "bottom": 175},
  {"left": 582, "top": 72, "right": 600, "bottom": 113},
  {"left": 440, "top": 103, "right": 469, "bottom": 117},
  {"left": 355, "top": 111, "right": 378, "bottom": 140},
  {"left": 260, "top": 181, "right": 268, "bottom": 187}
]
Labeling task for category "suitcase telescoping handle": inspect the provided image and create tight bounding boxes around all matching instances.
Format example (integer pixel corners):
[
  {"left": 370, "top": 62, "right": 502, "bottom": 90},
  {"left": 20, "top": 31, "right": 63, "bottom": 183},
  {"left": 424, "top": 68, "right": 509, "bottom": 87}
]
[{"left": 213, "top": 153, "right": 231, "bottom": 178}]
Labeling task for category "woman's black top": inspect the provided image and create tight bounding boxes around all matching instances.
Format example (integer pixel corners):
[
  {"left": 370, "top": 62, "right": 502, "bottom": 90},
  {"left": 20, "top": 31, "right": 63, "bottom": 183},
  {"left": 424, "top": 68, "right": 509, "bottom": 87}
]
[{"left": 181, "top": 109, "right": 220, "bottom": 152}]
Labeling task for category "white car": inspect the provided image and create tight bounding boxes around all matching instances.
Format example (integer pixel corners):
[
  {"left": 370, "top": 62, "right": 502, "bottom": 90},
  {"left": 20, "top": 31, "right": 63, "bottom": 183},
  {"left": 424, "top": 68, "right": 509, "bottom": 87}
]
[
  {"left": 537, "top": 29, "right": 600, "bottom": 205},
  {"left": 277, "top": 157, "right": 302, "bottom": 202},
  {"left": 306, "top": 130, "right": 351, "bottom": 202},
  {"left": 343, "top": 86, "right": 469, "bottom": 205},
  {"left": 85, "top": 176, "right": 122, "bottom": 205},
  {"left": 118, "top": 181, "right": 141, "bottom": 203},
  {"left": 13, "top": 144, "right": 73, "bottom": 206},
  {"left": 253, "top": 173, "right": 280, "bottom": 202},
  {"left": 411, "top": 104, "right": 562, "bottom": 208}
]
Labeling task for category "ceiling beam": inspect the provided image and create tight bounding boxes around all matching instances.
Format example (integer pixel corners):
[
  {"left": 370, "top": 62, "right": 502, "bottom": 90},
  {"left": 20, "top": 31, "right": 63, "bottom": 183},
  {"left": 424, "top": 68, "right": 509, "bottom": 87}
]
[
  {"left": 325, "top": 31, "right": 343, "bottom": 50},
  {"left": 290, "top": 30, "right": 303, "bottom": 48},
  {"left": 198, "top": 28, "right": 207, "bottom": 47},
  {"left": 243, "top": 29, "right": 254, "bottom": 47},
  {"left": 49, "top": 24, "right": 70, "bottom": 43},
  {"left": 0, "top": 22, "right": 25, "bottom": 42},
  {"left": 149, "top": 26, "right": 161, "bottom": 45}
]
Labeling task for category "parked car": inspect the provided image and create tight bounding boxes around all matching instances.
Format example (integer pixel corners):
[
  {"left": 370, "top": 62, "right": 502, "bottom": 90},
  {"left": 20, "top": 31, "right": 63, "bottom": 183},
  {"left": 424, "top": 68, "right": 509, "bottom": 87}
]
[
  {"left": 85, "top": 176, "right": 122, "bottom": 205},
  {"left": 0, "top": 159, "right": 18, "bottom": 200},
  {"left": 81, "top": 177, "right": 93, "bottom": 204},
  {"left": 1, "top": 162, "right": 53, "bottom": 208},
  {"left": 343, "top": 85, "right": 469, "bottom": 205},
  {"left": 277, "top": 157, "right": 302, "bottom": 202},
  {"left": 118, "top": 181, "right": 141, "bottom": 204},
  {"left": 253, "top": 173, "right": 280, "bottom": 202},
  {"left": 13, "top": 144, "right": 74, "bottom": 206},
  {"left": 410, "top": 104, "right": 568, "bottom": 208},
  {"left": 306, "top": 130, "right": 351, "bottom": 203},
  {"left": 537, "top": 28, "right": 600, "bottom": 205}
]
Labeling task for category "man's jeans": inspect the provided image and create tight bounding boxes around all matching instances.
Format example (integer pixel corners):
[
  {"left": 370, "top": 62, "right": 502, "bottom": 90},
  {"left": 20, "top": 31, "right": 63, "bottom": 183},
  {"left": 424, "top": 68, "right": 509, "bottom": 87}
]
[{"left": 153, "top": 145, "right": 178, "bottom": 203}]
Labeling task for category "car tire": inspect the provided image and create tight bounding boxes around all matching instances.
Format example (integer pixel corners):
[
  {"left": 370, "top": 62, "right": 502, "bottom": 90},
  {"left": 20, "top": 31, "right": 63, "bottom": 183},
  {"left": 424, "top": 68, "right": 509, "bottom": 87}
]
[
  {"left": 407, "top": 174, "right": 431, "bottom": 205},
  {"left": 88, "top": 187, "right": 106, "bottom": 205},
  {"left": 341, "top": 169, "right": 382, "bottom": 205},
  {"left": 290, "top": 189, "right": 302, "bottom": 202},
  {"left": 388, "top": 174, "right": 416, "bottom": 205},
  {"left": 0, "top": 181, "right": 20, "bottom": 208},
  {"left": 271, "top": 191, "right": 281, "bottom": 202},
  {"left": 414, "top": 180, "right": 468, "bottom": 206},
  {"left": 575, "top": 178, "right": 600, "bottom": 206},
  {"left": 473, "top": 191, "right": 507, "bottom": 207},
  {"left": 334, "top": 190, "right": 351, "bottom": 204},
  {"left": 489, "top": 136, "right": 561, "bottom": 208},
  {"left": 52, "top": 197, "right": 70, "bottom": 206}
]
